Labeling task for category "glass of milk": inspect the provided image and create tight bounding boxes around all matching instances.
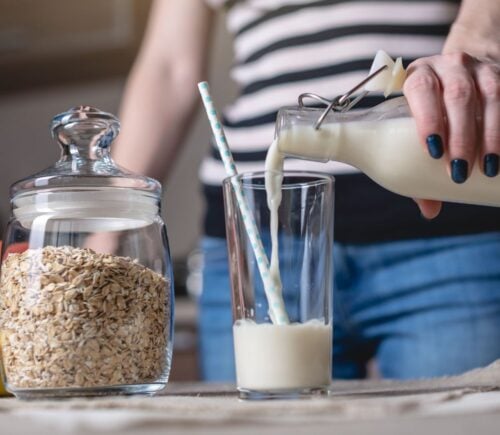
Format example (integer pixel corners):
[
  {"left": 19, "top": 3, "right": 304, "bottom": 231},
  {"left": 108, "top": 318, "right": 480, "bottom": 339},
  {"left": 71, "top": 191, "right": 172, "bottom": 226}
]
[{"left": 222, "top": 171, "right": 334, "bottom": 399}]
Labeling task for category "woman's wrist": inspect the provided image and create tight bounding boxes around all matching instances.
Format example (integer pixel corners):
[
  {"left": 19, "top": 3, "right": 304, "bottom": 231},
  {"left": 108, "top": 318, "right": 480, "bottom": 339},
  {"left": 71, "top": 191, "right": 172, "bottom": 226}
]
[
  {"left": 444, "top": 1, "right": 500, "bottom": 60},
  {"left": 444, "top": 21, "right": 500, "bottom": 61}
]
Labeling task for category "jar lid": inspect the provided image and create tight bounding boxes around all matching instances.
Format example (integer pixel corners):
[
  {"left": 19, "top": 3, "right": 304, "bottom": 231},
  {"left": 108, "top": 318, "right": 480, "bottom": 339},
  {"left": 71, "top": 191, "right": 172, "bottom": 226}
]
[
  {"left": 11, "top": 106, "right": 161, "bottom": 198},
  {"left": 10, "top": 106, "right": 162, "bottom": 231}
]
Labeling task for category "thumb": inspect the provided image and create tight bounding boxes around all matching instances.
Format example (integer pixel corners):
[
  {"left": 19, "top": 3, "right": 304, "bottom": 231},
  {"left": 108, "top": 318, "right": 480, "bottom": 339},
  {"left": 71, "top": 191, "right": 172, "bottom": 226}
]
[{"left": 414, "top": 198, "right": 442, "bottom": 219}]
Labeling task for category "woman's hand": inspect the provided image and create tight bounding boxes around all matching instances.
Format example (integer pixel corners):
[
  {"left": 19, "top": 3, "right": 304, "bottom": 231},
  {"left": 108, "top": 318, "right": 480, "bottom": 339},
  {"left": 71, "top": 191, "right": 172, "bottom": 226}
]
[
  {"left": 405, "top": 53, "right": 499, "bottom": 218},
  {"left": 405, "top": 0, "right": 500, "bottom": 219}
]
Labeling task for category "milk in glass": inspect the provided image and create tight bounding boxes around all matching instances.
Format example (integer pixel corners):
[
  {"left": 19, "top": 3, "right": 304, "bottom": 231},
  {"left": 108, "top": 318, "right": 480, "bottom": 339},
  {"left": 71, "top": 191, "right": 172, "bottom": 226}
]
[{"left": 234, "top": 320, "right": 332, "bottom": 391}]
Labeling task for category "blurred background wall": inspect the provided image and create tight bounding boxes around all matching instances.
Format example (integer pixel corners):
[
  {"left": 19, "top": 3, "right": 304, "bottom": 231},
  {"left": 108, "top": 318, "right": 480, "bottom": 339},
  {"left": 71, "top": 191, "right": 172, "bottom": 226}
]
[
  {"left": 0, "top": 0, "right": 237, "bottom": 380},
  {"left": 0, "top": 0, "right": 236, "bottom": 273}
]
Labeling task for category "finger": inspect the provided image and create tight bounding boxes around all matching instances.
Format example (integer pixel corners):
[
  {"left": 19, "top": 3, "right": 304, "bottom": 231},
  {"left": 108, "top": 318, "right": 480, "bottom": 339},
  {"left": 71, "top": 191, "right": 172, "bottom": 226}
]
[
  {"left": 439, "top": 53, "right": 478, "bottom": 183},
  {"left": 414, "top": 198, "right": 442, "bottom": 220},
  {"left": 404, "top": 62, "right": 446, "bottom": 160},
  {"left": 476, "top": 62, "right": 500, "bottom": 177}
]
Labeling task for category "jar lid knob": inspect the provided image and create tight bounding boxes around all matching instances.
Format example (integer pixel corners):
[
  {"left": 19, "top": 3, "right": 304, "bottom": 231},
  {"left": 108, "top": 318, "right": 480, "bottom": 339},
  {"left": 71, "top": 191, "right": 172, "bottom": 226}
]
[{"left": 51, "top": 106, "right": 120, "bottom": 149}]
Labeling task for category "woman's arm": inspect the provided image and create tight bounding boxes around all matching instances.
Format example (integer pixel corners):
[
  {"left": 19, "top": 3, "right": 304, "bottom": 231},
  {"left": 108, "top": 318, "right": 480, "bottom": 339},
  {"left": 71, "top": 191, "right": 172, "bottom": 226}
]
[
  {"left": 113, "top": 0, "right": 215, "bottom": 181},
  {"left": 405, "top": 0, "right": 500, "bottom": 218}
]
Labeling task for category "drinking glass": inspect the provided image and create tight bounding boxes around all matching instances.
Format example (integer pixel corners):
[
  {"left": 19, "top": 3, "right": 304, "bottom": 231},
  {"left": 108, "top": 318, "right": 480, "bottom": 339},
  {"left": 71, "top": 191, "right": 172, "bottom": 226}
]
[{"left": 223, "top": 171, "right": 334, "bottom": 399}]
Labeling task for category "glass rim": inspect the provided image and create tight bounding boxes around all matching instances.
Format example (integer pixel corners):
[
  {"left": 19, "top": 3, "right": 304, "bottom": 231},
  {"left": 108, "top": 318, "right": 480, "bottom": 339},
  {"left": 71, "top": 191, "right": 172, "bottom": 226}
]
[{"left": 222, "top": 170, "right": 334, "bottom": 190}]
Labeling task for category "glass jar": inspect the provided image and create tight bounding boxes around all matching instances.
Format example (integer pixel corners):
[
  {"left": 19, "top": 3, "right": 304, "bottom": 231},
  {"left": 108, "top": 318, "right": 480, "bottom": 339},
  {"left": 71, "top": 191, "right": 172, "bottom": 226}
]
[{"left": 0, "top": 106, "right": 174, "bottom": 399}]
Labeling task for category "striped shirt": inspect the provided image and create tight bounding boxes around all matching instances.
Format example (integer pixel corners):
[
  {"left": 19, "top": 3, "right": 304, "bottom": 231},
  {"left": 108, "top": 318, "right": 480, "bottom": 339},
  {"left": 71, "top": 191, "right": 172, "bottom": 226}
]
[{"left": 202, "top": 0, "right": 500, "bottom": 242}]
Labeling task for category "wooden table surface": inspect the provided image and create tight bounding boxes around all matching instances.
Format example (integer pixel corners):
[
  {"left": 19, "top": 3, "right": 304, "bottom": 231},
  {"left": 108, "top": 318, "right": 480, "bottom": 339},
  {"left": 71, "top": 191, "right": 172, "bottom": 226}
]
[{"left": 1, "top": 376, "right": 500, "bottom": 435}]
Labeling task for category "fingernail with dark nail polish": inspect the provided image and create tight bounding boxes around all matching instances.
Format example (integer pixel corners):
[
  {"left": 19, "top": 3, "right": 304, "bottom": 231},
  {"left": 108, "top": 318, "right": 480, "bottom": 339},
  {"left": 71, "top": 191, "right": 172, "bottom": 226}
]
[
  {"left": 484, "top": 154, "right": 499, "bottom": 177},
  {"left": 451, "top": 159, "right": 468, "bottom": 184},
  {"left": 426, "top": 134, "right": 444, "bottom": 159}
]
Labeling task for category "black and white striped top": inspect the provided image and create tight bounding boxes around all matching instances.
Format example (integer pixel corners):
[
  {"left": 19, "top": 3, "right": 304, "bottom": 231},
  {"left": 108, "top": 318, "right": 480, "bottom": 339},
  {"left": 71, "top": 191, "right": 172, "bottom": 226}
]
[{"left": 202, "top": 0, "right": 500, "bottom": 243}]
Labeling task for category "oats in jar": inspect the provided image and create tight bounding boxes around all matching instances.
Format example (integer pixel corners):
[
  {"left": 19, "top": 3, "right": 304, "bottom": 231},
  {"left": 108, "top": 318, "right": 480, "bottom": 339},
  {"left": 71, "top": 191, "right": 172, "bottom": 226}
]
[{"left": 0, "top": 246, "right": 171, "bottom": 390}]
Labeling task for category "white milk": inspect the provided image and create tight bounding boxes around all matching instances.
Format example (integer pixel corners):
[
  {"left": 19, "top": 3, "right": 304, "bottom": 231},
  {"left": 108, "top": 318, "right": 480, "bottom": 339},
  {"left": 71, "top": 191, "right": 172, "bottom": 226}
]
[
  {"left": 276, "top": 116, "right": 500, "bottom": 207},
  {"left": 233, "top": 319, "right": 332, "bottom": 391},
  {"left": 264, "top": 139, "right": 285, "bottom": 298}
]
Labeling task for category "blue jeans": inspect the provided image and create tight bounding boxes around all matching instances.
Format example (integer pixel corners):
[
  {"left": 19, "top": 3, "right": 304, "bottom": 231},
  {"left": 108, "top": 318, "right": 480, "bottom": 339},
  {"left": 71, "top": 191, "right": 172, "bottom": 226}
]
[{"left": 198, "top": 232, "right": 500, "bottom": 380}]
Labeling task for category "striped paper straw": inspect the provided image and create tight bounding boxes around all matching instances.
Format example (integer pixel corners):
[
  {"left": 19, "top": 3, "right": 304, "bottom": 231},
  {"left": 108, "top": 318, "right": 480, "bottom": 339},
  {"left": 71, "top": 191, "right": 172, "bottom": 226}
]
[{"left": 198, "top": 81, "right": 289, "bottom": 325}]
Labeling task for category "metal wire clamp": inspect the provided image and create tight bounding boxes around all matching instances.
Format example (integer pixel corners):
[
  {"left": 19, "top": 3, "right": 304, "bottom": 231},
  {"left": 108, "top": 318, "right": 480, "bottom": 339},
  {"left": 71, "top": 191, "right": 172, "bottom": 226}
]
[{"left": 298, "top": 65, "right": 389, "bottom": 130}]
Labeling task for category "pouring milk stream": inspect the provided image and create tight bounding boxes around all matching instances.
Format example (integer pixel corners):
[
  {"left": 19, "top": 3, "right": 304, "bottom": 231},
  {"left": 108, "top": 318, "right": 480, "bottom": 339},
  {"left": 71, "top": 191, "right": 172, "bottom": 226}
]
[{"left": 262, "top": 50, "right": 409, "bottom": 323}]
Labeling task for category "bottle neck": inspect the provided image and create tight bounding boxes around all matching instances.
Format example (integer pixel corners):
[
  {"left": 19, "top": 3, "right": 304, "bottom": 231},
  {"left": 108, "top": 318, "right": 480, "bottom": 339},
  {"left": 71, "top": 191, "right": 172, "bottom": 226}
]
[
  {"left": 276, "top": 97, "right": 412, "bottom": 165},
  {"left": 276, "top": 125, "right": 341, "bottom": 163}
]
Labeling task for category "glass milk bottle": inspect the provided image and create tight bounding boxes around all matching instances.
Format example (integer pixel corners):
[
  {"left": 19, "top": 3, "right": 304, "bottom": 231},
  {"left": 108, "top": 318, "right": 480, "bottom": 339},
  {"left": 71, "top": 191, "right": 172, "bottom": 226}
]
[
  {"left": 0, "top": 106, "right": 174, "bottom": 399},
  {"left": 275, "top": 97, "right": 500, "bottom": 207}
]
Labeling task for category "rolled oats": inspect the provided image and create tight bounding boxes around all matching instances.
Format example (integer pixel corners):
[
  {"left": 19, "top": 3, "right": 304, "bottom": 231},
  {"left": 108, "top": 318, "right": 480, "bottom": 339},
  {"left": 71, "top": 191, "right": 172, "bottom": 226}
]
[{"left": 0, "top": 246, "right": 171, "bottom": 390}]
